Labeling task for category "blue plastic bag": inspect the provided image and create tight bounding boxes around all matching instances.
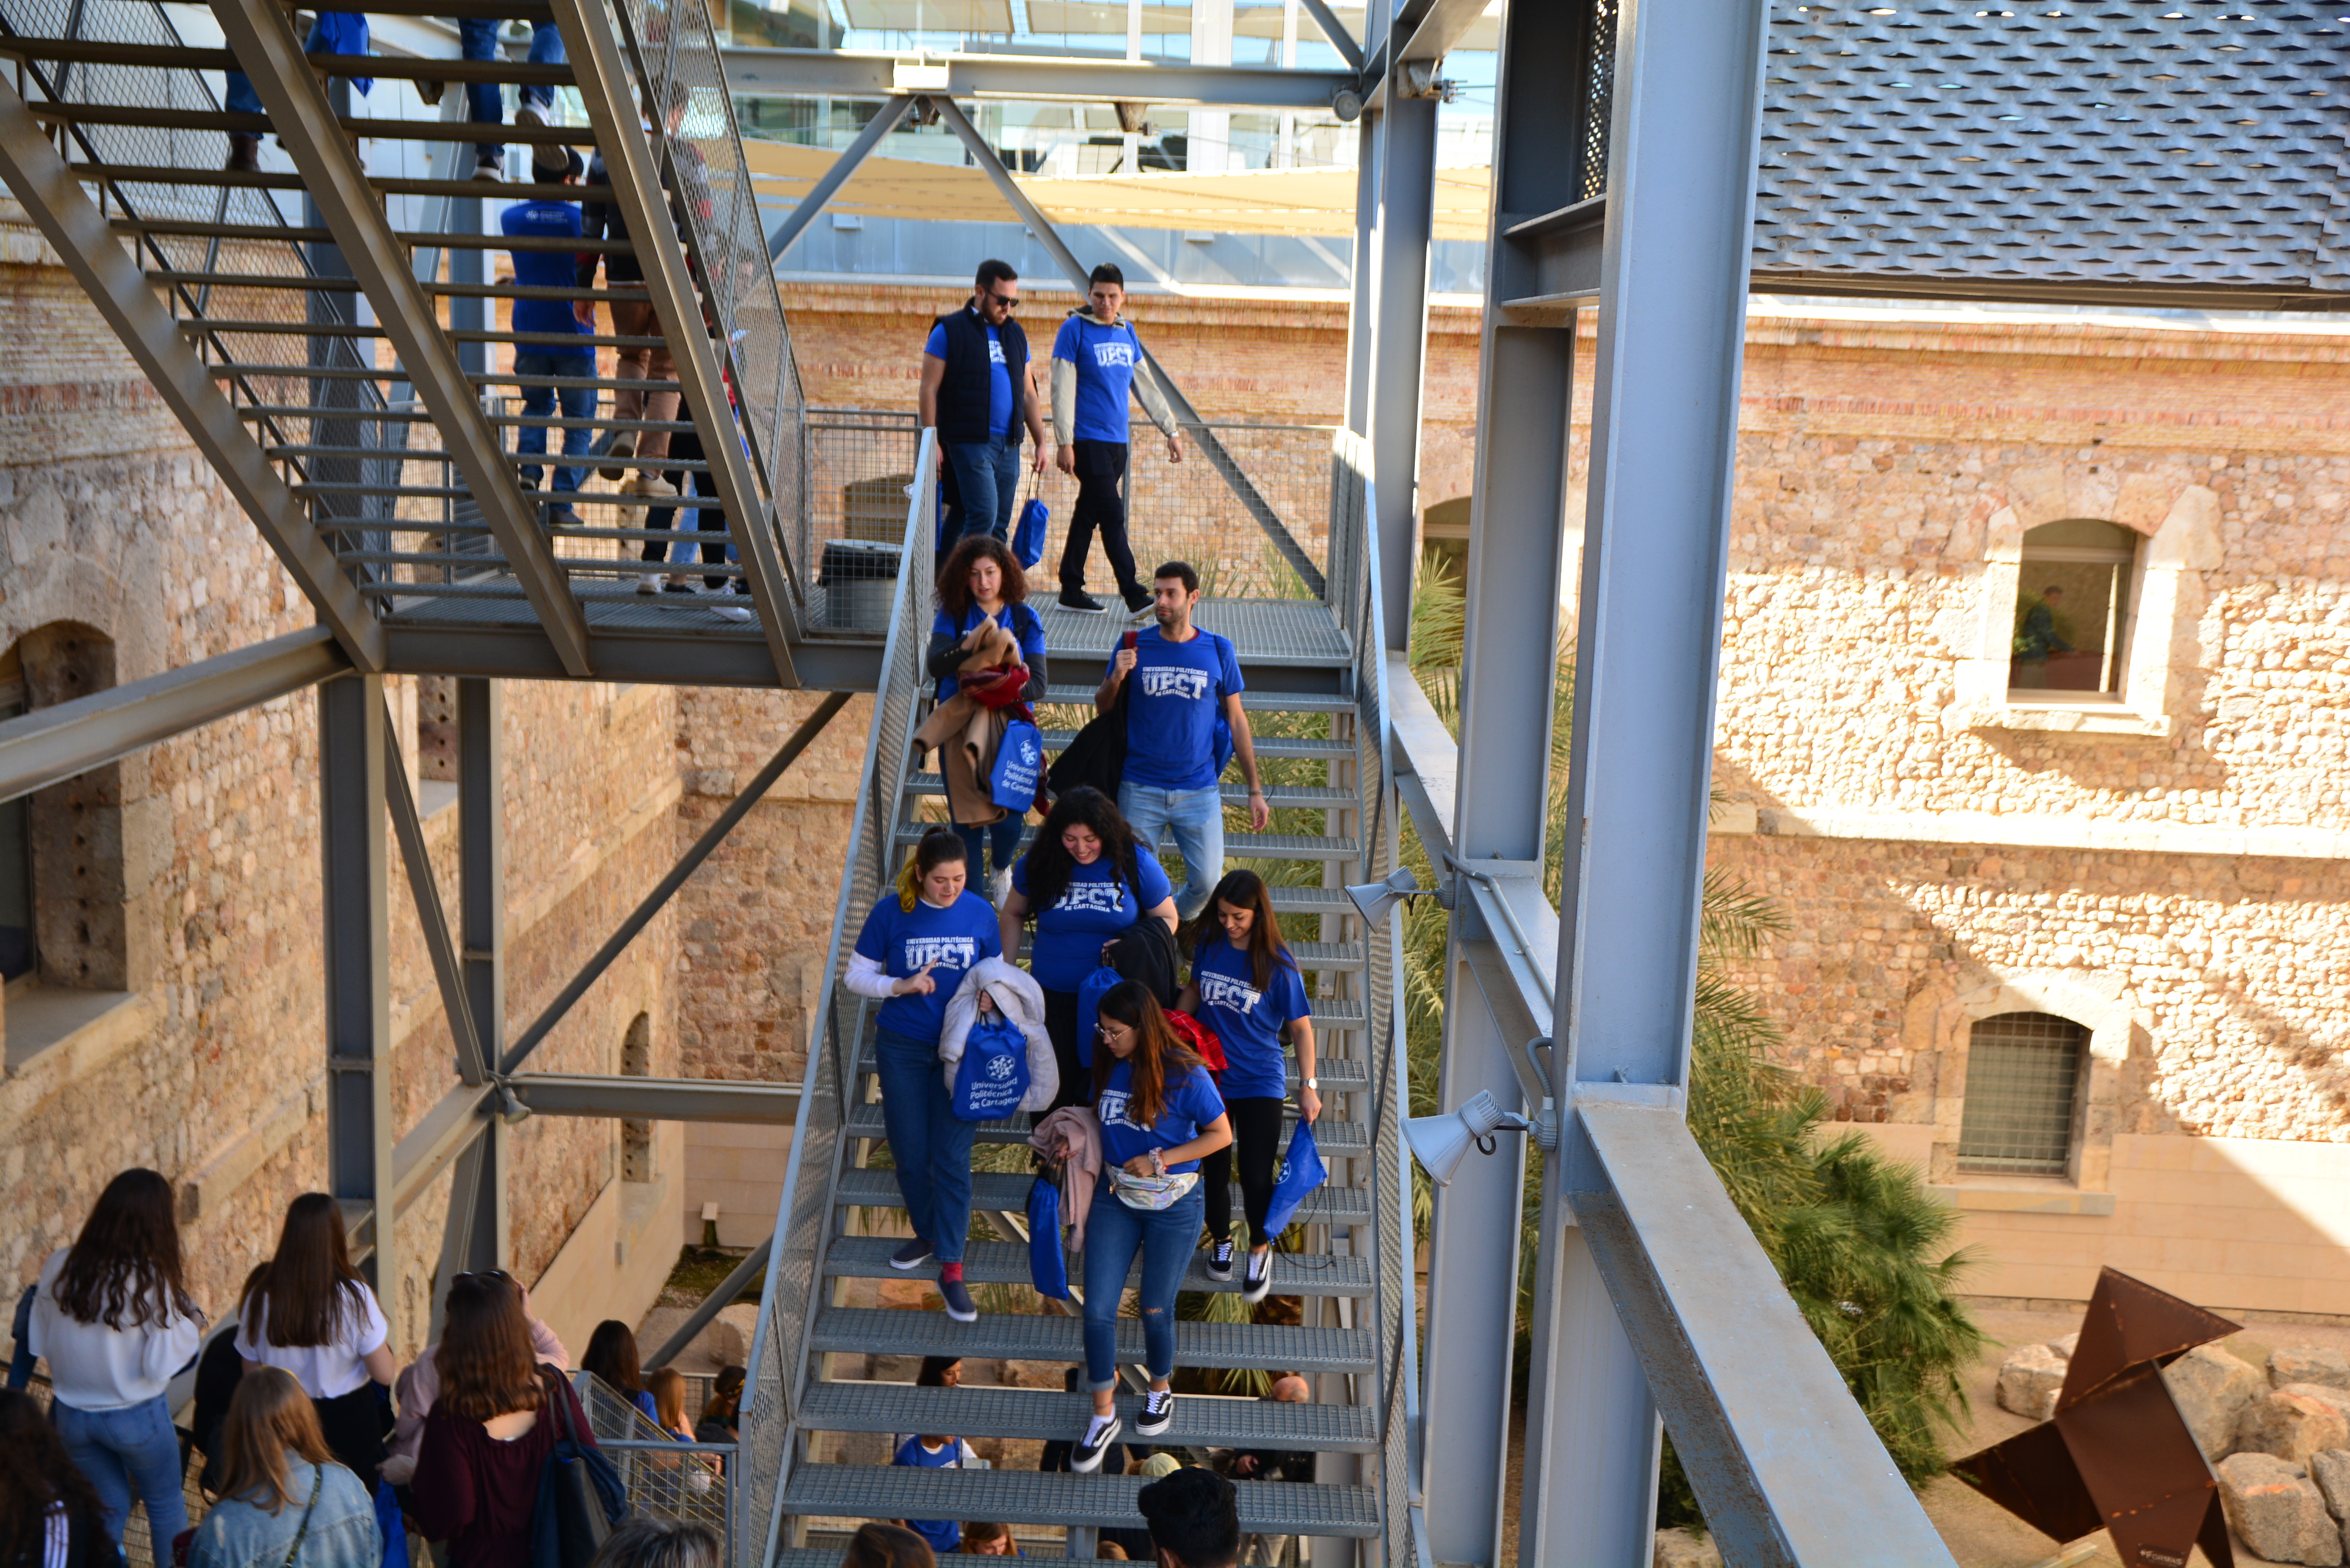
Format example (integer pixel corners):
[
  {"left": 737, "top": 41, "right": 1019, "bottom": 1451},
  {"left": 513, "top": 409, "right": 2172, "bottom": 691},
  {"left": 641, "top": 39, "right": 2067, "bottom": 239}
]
[
  {"left": 1013, "top": 495, "right": 1050, "bottom": 569},
  {"left": 952, "top": 1011, "right": 1031, "bottom": 1121},
  {"left": 1076, "top": 963, "right": 1122, "bottom": 1071},
  {"left": 375, "top": 1477, "right": 410, "bottom": 1568},
  {"left": 989, "top": 719, "right": 1045, "bottom": 814},
  {"left": 1262, "top": 1120, "right": 1327, "bottom": 1237},
  {"left": 1026, "top": 1173, "right": 1068, "bottom": 1297}
]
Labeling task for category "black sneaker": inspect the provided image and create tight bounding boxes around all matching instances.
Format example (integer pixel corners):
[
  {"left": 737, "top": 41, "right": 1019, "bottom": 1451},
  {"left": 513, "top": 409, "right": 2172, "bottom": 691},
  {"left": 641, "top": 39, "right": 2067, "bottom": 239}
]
[
  {"left": 939, "top": 1275, "right": 978, "bottom": 1323},
  {"left": 1070, "top": 1412, "right": 1123, "bottom": 1474},
  {"left": 1058, "top": 587, "right": 1107, "bottom": 614},
  {"left": 1136, "top": 1389, "right": 1175, "bottom": 1437},
  {"left": 890, "top": 1238, "right": 934, "bottom": 1271},
  {"left": 1205, "top": 1237, "right": 1236, "bottom": 1283},
  {"left": 1242, "top": 1248, "right": 1274, "bottom": 1305},
  {"left": 1121, "top": 586, "right": 1153, "bottom": 615}
]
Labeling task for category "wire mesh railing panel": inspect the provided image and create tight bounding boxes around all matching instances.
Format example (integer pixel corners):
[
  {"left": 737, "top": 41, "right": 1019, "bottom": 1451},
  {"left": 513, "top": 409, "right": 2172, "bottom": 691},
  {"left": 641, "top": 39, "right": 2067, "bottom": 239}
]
[
  {"left": 802, "top": 408, "right": 921, "bottom": 632},
  {"left": 1579, "top": 0, "right": 1619, "bottom": 203},
  {"left": 741, "top": 435, "right": 935, "bottom": 1568},
  {"left": 575, "top": 1371, "right": 737, "bottom": 1555}
]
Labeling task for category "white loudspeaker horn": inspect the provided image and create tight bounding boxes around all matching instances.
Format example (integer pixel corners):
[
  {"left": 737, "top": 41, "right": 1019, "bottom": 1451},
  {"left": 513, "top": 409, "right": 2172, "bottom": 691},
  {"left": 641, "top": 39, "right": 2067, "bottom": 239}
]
[
  {"left": 1345, "top": 866, "right": 1427, "bottom": 930},
  {"left": 1402, "top": 1089, "right": 1531, "bottom": 1187}
]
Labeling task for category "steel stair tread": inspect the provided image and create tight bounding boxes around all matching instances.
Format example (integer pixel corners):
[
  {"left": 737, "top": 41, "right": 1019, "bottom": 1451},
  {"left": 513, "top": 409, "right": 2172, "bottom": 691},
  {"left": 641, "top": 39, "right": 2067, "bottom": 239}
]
[
  {"left": 1040, "top": 685, "right": 1353, "bottom": 713},
  {"left": 997, "top": 937, "right": 1364, "bottom": 972},
  {"left": 823, "top": 1237, "right": 1372, "bottom": 1298},
  {"left": 812, "top": 1307, "right": 1376, "bottom": 1374},
  {"left": 832, "top": 1167, "right": 1373, "bottom": 1223},
  {"left": 1040, "top": 730, "right": 1350, "bottom": 759},
  {"left": 844, "top": 1100, "right": 1370, "bottom": 1150},
  {"left": 779, "top": 1556, "right": 1125, "bottom": 1568},
  {"left": 783, "top": 1463, "right": 1379, "bottom": 1536},
  {"left": 903, "top": 775, "right": 1356, "bottom": 808},
  {"left": 890, "top": 823, "right": 1360, "bottom": 861},
  {"left": 798, "top": 1382, "right": 1378, "bottom": 1452},
  {"left": 851, "top": 1047, "right": 1368, "bottom": 1087}
]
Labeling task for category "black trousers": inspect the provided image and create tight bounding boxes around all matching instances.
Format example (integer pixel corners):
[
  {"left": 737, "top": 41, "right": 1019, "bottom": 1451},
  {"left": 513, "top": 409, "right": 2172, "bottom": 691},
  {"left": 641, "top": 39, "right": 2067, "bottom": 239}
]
[
  {"left": 313, "top": 1382, "right": 388, "bottom": 1479},
  {"left": 640, "top": 427, "right": 729, "bottom": 589},
  {"left": 1058, "top": 439, "right": 1139, "bottom": 595},
  {"left": 1043, "top": 986, "right": 1087, "bottom": 1113},
  {"left": 1202, "top": 1095, "right": 1286, "bottom": 1247}
]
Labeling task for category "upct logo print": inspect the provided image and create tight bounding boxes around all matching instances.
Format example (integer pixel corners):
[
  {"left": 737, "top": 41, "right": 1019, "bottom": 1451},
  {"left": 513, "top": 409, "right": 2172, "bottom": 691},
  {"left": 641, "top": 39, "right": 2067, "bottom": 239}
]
[
  {"left": 1138, "top": 667, "right": 1212, "bottom": 701},
  {"left": 1092, "top": 341, "right": 1136, "bottom": 369},
  {"left": 986, "top": 1053, "right": 1017, "bottom": 1081}
]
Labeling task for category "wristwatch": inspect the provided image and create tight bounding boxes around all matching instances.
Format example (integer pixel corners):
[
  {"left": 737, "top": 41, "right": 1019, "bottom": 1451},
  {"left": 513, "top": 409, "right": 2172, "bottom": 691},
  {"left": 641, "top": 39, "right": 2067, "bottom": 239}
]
[{"left": 1303, "top": 1077, "right": 1317, "bottom": 1091}]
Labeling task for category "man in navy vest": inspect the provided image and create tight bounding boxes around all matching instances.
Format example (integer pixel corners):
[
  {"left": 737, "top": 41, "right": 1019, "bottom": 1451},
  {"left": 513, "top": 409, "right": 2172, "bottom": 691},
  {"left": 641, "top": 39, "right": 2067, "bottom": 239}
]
[{"left": 919, "top": 259, "right": 1047, "bottom": 545}]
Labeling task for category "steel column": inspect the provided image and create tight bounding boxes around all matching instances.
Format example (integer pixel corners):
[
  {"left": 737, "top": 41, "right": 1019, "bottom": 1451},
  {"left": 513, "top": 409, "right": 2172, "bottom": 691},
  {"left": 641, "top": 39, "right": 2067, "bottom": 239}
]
[
  {"left": 550, "top": 0, "right": 805, "bottom": 683},
  {"left": 767, "top": 94, "right": 914, "bottom": 262},
  {"left": 320, "top": 676, "right": 399, "bottom": 1349},
  {"left": 383, "top": 716, "right": 488, "bottom": 1084},
  {"left": 456, "top": 678, "right": 508, "bottom": 1271},
  {"left": 1365, "top": 88, "right": 1436, "bottom": 652},
  {"left": 0, "top": 77, "right": 384, "bottom": 671},
  {"left": 1519, "top": 2, "right": 1771, "bottom": 1562},
  {"left": 206, "top": 0, "right": 594, "bottom": 677}
]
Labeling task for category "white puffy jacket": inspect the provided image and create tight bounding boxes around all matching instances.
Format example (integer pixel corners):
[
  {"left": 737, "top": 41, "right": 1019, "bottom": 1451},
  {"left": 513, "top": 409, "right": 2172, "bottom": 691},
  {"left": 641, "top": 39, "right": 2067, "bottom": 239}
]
[{"left": 938, "top": 956, "right": 1058, "bottom": 1113}]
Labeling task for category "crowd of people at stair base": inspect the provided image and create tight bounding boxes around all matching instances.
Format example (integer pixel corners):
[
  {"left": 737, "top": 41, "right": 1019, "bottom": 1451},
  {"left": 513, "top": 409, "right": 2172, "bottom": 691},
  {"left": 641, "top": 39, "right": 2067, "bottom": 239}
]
[
  {"left": 919, "top": 260, "right": 1187, "bottom": 619},
  {"left": 848, "top": 1465, "right": 1242, "bottom": 1568},
  {"left": 213, "top": 29, "right": 749, "bottom": 619},
  {"left": 6, "top": 1175, "right": 755, "bottom": 1568},
  {"left": 853, "top": 531, "right": 1319, "bottom": 1481}
]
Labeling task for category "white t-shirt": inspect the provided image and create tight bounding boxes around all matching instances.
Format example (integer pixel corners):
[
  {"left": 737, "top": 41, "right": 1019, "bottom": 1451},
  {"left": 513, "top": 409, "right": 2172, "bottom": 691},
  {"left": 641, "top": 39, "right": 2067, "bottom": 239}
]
[
  {"left": 233, "top": 1283, "right": 388, "bottom": 1399},
  {"left": 28, "top": 1247, "right": 204, "bottom": 1412}
]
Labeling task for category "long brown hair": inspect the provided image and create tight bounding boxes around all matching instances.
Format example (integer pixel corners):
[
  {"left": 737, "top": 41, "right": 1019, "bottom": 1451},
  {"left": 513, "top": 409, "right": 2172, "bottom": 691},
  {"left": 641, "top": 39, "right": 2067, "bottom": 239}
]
[
  {"left": 52, "top": 1168, "right": 192, "bottom": 1331},
  {"left": 701, "top": 1365, "right": 745, "bottom": 1427},
  {"left": 935, "top": 533, "right": 1029, "bottom": 619},
  {"left": 243, "top": 1192, "right": 371, "bottom": 1348},
  {"left": 647, "top": 1366, "right": 688, "bottom": 1432},
  {"left": 842, "top": 1523, "right": 936, "bottom": 1568},
  {"left": 1194, "top": 868, "right": 1293, "bottom": 992},
  {"left": 213, "top": 1366, "right": 335, "bottom": 1514},
  {"left": 0, "top": 1387, "right": 103, "bottom": 1563},
  {"left": 1091, "top": 980, "right": 1202, "bottom": 1128},
  {"left": 435, "top": 1272, "right": 544, "bottom": 1422},
  {"left": 582, "top": 1319, "right": 645, "bottom": 1398}
]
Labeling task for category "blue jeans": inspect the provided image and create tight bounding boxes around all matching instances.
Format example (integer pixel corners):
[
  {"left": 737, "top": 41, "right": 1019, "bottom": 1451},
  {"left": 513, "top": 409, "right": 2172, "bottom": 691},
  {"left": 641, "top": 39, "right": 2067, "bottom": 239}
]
[
  {"left": 224, "top": 19, "right": 333, "bottom": 117},
  {"left": 460, "top": 18, "right": 563, "bottom": 165},
  {"left": 876, "top": 1026, "right": 976, "bottom": 1265},
  {"left": 956, "top": 816, "right": 1023, "bottom": 880},
  {"left": 514, "top": 351, "right": 597, "bottom": 497},
  {"left": 54, "top": 1394, "right": 188, "bottom": 1563},
  {"left": 1118, "top": 781, "right": 1225, "bottom": 922},
  {"left": 1082, "top": 1184, "right": 1203, "bottom": 1391},
  {"left": 944, "top": 435, "right": 1021, "bottom": 543}
]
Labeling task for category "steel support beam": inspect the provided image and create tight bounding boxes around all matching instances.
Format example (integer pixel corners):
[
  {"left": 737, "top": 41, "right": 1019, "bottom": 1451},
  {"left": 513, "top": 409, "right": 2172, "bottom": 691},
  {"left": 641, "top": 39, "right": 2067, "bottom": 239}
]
[
  {"left": 552, "top": 0, "right": 805, "bottom": 684},
  {"left": 508, "top": 1074, "right": 802, "bottom": 1122},
  {"left": 927, "top": 95, "right": 1324, "bottom": 597},
  {"left": 722, "top": 49, "right": 1356, "bottom": 108},
  {"left": 766, "top": 94, "right": 915, "bottom": 261},
  {"left": 383, "top": 716, "right": 489, "bottom": 1085},
  {"left": 501, "top": 690, "right": 852, "bottom": 1075},
  {"left": 1296, "top": 0, "right": 1364, "bottom": 70},
  {"left": 1365, "top": 89, "right": 1435, "bottom": 651},
  {"left": 646, "top": 1235, "right": 772, "bottom": 1369},
  {"left": 454, "top": 677, "right": 508, "bottom": 1274},
  {"left": 320, "top": 675, "right": 400, "bottom": 1350},
  {"left": 208, "top": 0, "right": 594, "bottom": 678},
  {"left": 0, "top": 78, "right": 385, "bottom": 672},
  {"left": 1393, "top": 0, "right": 1486, "bottom": 65},
  {"left": 0, "top": 627, "right": 347, "bottom": 805}
]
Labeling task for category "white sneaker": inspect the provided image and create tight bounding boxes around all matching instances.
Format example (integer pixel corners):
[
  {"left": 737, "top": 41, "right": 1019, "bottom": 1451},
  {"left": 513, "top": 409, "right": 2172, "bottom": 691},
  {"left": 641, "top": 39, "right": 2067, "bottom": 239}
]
[
  {"left": 628, "top": 472, "right": 679, "bottom": 504},
  {"left": 701, "top": 582, "right": 753, "bottom": 622},
  {"left": 989, "top": 867, "right": 1012, "bottom": 908},
  {"left": 1242, "top": 1247, "right": 1274, "bottom": 1305},
  {"left": 1069, "top": 1413, "right": 1122, "bottom": 1475},
  {"left": 636, "top": 574, "right": 660, "bottom": 595}
]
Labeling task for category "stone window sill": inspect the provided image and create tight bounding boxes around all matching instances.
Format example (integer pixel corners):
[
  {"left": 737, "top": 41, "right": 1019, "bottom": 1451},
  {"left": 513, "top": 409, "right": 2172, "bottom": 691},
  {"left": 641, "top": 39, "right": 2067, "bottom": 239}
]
[
  {"left": 1971, "top": 699, "right": 2171, "bottom": 739},
  {"left": 1, "top": 989, "right": 160, "bottom": 1122},
  {"left": 1929, "top": 1178, "right": 2115, "bottom": 1217}
]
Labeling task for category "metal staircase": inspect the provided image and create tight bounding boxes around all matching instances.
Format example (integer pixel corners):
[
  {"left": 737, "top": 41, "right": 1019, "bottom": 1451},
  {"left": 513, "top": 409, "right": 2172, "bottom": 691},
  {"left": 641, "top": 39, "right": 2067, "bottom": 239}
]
[
  {"left": 741, "top": 434, "right": 1421, "bottom": 1567},
  {"left": 0, "top": 0, "right": 845, "bottom": 687}
]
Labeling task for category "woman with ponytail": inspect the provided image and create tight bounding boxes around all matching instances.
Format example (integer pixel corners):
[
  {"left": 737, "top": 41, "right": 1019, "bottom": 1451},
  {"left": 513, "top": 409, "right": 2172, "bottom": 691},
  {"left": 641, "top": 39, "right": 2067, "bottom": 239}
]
[{"left": 844, "top": 825, "right": 1002, "bottom": 1324}]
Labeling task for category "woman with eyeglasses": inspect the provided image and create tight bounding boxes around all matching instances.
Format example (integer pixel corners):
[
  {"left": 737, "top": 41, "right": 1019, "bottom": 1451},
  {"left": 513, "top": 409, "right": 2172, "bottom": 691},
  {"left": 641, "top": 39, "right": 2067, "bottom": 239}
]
[
  {"left": 412, "top": 1272, "right": 604, "bottom": 1568},
  {"left": 235, "top": 1193, "right": 397, "bottom": 1478},
  {"left": 1066, "top": 981, "right": 1230, "bottom": 1475}
]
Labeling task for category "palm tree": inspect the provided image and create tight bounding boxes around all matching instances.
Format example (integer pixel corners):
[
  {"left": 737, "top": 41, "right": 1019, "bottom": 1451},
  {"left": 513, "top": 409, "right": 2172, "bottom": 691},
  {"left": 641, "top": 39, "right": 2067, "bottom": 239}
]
[{"left": 1400, "top": 552, "right": 1980, "bottom": 1526}]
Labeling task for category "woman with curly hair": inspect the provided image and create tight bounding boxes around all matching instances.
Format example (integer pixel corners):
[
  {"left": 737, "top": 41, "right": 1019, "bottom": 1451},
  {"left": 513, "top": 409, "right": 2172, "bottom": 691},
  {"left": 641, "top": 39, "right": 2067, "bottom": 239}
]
[
  {"left": 997, "top": 787, "right": 1176, "bottom": 1110},
  {"left": 929, "top": 534, "right": 1049, "bottom": 899},
  {"left": 29, "top": 1168, "right": 206, "bottom": 1562}
]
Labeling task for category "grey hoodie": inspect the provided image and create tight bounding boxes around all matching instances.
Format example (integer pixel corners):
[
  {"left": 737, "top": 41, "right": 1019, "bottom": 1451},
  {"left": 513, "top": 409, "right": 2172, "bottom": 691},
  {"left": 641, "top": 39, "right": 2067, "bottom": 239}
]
[{"left": 1050, "top": 307, "right": 1181, "bottom": 447}]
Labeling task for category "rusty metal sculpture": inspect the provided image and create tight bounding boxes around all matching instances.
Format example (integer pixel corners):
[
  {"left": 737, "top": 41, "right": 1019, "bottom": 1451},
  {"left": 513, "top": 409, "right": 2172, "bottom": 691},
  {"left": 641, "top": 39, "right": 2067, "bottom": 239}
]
[{"left": 1954, "top": 1267, "right": 2243, "bottom": 1568}]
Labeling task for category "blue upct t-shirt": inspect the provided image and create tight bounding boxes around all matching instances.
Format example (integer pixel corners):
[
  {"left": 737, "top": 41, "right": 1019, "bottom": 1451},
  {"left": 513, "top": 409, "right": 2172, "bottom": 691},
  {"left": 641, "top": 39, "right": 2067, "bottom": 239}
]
[
  {"left": 501, "top": 199, "right": 595, "bottom": 360},
  {"left": 854, "top": 892, "right": 1001, "bottom": 1043},
  {"left": 932, "top": 601, "right": 1046, "bottom": 702},
  {"left": 891, "top": 1437, "right": 966, "bottom": 1554},
  {"left": 1052, "top": 315, "right": 1145, "bottom": 444},
  {"left": 926, "top": 315, "right": 1016, "bottom": 440},
  {"left": 1191, "top": 938, "right": 1311, "bottom": 1101},
  {"left": 1097, "top": 1058, "right": 1226, "bottom": 1175},
  {"left": 1111, "top": 627, "right": 1245, "bottom": 791},
  {"left": 1012, "top": 847, "right": 1174, "bottom": 992}
]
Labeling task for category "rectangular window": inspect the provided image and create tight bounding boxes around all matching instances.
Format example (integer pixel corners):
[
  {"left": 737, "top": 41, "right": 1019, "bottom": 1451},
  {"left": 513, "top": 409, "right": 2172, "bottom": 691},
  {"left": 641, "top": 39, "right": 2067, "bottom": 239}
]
[
  {"left": 1957, "top": 1012, "right": 2086, "bottom": 1177},
  {"left": 2010, "top": 519, "right": 2137, "bottom": 698}
]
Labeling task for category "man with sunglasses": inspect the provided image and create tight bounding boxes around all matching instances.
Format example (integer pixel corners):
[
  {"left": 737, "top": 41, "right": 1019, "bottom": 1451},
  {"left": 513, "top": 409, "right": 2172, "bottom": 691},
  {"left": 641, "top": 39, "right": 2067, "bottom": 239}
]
[{"left": 920, "top": 259, "right": 1048, "bottom": 545}]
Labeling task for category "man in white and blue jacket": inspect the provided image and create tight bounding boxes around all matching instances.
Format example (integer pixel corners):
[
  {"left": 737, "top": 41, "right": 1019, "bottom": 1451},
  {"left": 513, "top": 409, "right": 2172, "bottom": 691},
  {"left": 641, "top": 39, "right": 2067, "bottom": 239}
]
[{"left": 1050, "top": 262, "right": 1184, "bottom": 616}]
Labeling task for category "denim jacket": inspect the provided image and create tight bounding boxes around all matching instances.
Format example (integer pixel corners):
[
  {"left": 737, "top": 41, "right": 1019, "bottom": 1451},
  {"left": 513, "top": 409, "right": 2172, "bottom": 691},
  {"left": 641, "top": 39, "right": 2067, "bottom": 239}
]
[{"left": 190, "top": 1455, "right": 381, "bottom": 1568}]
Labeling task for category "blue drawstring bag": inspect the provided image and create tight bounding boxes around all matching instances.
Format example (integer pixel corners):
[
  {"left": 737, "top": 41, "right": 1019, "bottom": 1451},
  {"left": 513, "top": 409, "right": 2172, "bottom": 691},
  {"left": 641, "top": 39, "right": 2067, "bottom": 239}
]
[
  {"left": 1262, "top": 1120, "right": 1328, "bottom": 1237},
  {"left": 1027, "top": 1173, "right": 1068, "bottom": 1297},
  {"left": 953, "top": 1011, "right": 1031, "bottom": 1122},
  {"left": 989, "top": 718, "right": 1045, "bottom": 814},
  {"left": 375, "top": 1477, "right": 410, "bottom": 1568},
  {"left": 1013, "top": 495, "right": 1050, "bottom": 569},
  {"left": 1075, "top": 964, "right": 1122, "bottom": 1070},
  {"left": 529, "top": 1373, "right": 628, "bottom": 1568}
]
